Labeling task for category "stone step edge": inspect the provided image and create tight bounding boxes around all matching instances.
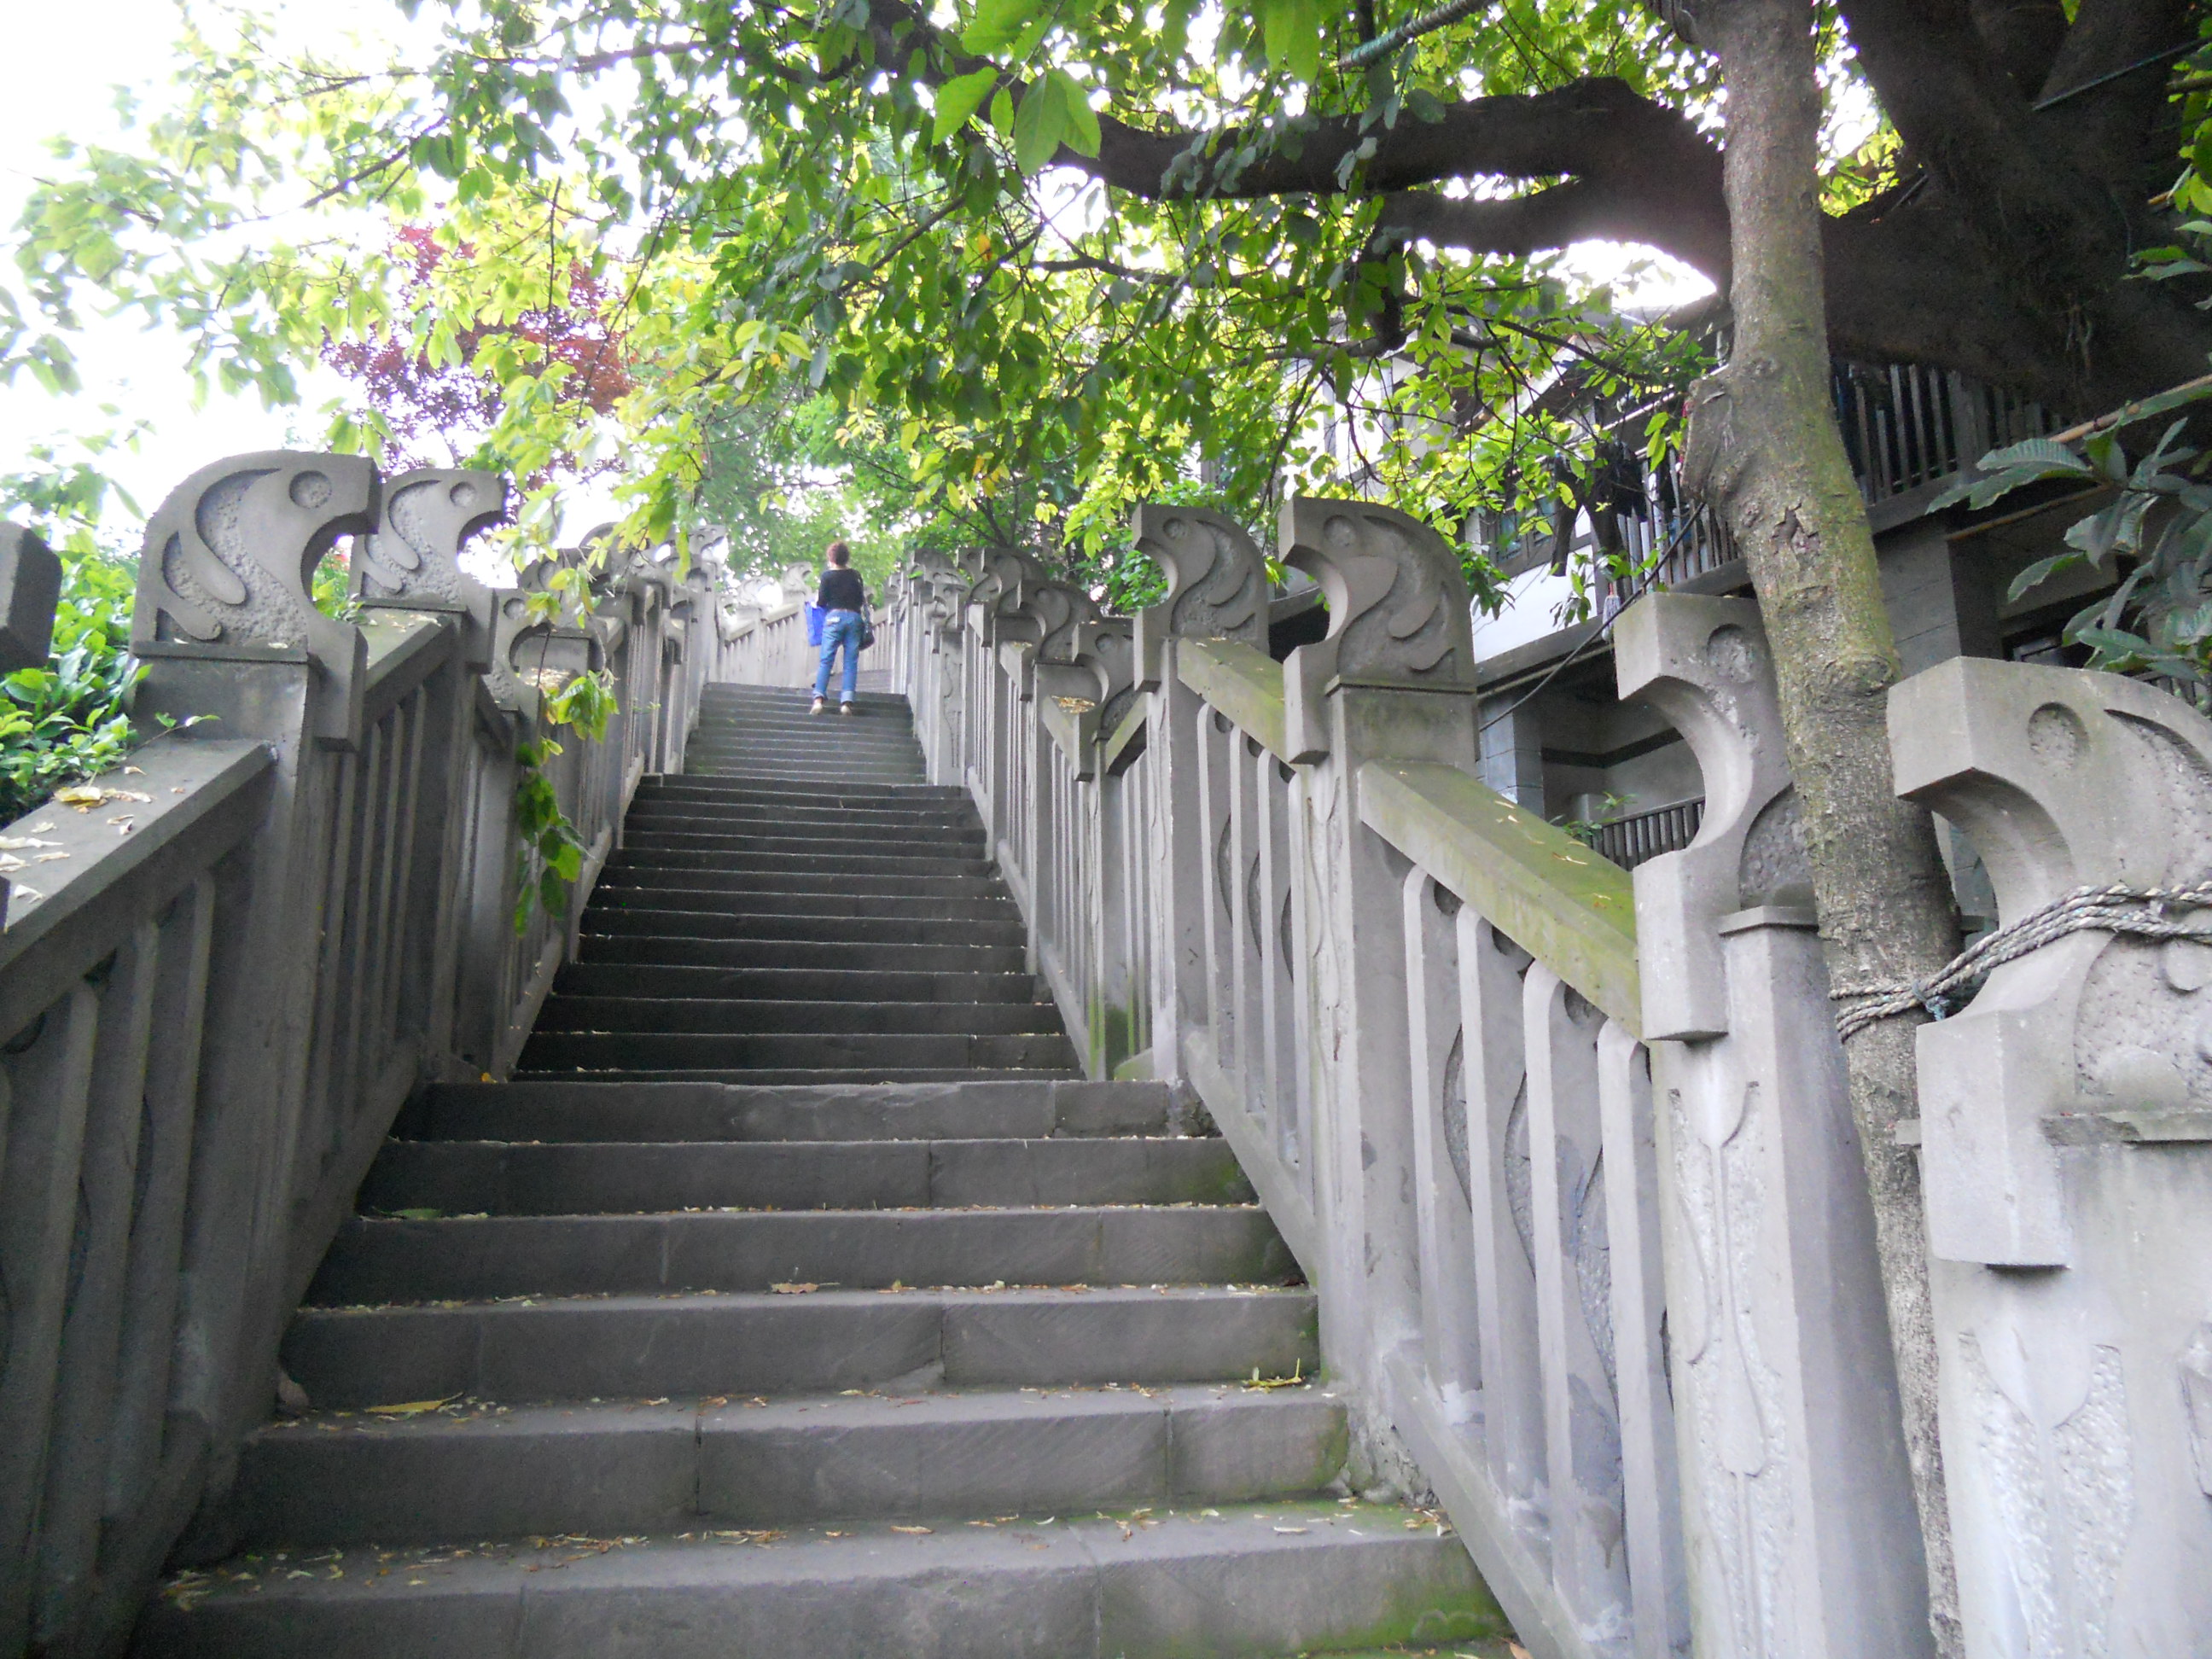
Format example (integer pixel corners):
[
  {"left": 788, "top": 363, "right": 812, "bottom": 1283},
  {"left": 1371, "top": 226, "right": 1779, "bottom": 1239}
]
[
  {"left": 302, "top": 1283, "right": 1307, "bottom": 1318},
  {"left": 236, "top": 1383, "right": 1350, "bottom": 1545},
  {"left": 142, "top": 1503, "right": 1503, "bottom": 1659}
]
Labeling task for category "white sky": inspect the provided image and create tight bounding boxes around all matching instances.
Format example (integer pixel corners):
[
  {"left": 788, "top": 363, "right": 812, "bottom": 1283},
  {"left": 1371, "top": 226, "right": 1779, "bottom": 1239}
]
[{"left": 3, "top": 0, "right": 1711, "bottom": 597}]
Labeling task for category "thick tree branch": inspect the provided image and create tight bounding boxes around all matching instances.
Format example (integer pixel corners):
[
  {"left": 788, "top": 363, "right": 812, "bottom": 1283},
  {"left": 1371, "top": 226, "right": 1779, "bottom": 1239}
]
[
  {"left": 1970, "top": 0, "right": 2069, "bottom": 96},
  {"left": 1378, "top": 172, "right": 1729, "bottom": 272}
]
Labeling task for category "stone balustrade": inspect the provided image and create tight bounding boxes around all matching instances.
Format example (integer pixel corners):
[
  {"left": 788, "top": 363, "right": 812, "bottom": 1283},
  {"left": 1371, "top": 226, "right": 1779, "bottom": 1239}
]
[
  {"left": 884, "top": 493, "right": 2212, "bottom": 1659},
  {"left": 0, "top": 454, "right": 739, "bottom": 1659}
]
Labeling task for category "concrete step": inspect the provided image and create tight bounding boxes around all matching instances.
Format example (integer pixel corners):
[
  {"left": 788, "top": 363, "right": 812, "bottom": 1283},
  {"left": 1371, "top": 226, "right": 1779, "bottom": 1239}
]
[
  {"left": 681, "top": 766, "right": 933, "bottom": 786},
  {"left": 617, "top": 812, "right": 986, "bottom": 848},
  {"left": 236, "top": 1385, "right": 1348, "bottom": 1545},
  {"left": 139, "top": 1504, "right": 1500, "bottom": 1659},
  {"left": 585, "top": 889, "right": 1017, "bottom": 924},
  {"left": 685, "top": 733, "right": 927, "bottom": 757},
  {"left": 645, "top": 777, "right": 968, "bottom": 806},
  {"left": 615, "top": 840, "right": 992, "bottom": 876},
  {"left": 595, "top": 867, "right": 1005, "bottom": 900},
  {"left": 684, "top": 770, "right": 935, "bottom": 789},
  {"left": 307, "top": 1206, "right": 1290, "bottom": 1304},
  {"left": 513, "top": 1029, "right": 1081, "bottom": 1075},
  {"left": 530, "top": 996, "right": 1063, "bottom": 1036},
  {"left": 625, "top": 798, "right": 979, "bottom": 833},
  {"left": 550, "top": 963, "right": 1039, "bottom": 1004},
  {"left": 579, "top": 908, "right": 1027, "bottom": 948},
  {"left": 598, "top": 847, "right": 999, "bottom": 882},
  {"left": 282, "top": 1285, "right": 1319, "bottom": 1404},
  {"left": 399, "top": 1080, "right": 1178, "bottom": 1144},
  {"left": 514, "top": 1065, "right": 1086, "bottom": 1086},
  {"left": 574, "top": 933, "right": 1031, "bottom": 974},
  {"left": 360, "top": 1136, "right": 1252, "bottom": 1216}
]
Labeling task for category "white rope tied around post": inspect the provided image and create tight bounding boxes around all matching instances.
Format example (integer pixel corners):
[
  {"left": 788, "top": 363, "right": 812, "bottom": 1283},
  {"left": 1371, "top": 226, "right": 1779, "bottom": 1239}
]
[{"left": 1831, "top": 879, "right": 2212, "bottom": 1041}]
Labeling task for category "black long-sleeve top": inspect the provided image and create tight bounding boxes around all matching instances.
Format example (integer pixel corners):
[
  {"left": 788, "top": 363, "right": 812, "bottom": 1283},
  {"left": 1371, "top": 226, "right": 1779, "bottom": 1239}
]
[{"left": 818, "top": 568, "right": 866, "bottom": 612}]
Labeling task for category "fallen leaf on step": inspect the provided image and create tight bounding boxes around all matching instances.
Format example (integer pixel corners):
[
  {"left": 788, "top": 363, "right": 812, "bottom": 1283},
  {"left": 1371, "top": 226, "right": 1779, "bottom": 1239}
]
[
  {"left": 771, "top": 1282, "right": 818, "bottom": 1295},
  {"left": 890, "top": 1526, "right": 933, "bottom": 1535},
  {"left": 0, "top": 836, "right": 58, "bottom": 850},
  {"left": 1272, "top": 1527, "right": 1307, "bottom": 1535},
  {"left": 365, "top": 1395, "right": 461, "bottom": 1417}
]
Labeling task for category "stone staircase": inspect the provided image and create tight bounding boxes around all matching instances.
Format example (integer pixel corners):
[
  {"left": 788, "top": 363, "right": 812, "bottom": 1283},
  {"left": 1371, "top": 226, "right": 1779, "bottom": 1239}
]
[{"left": 136, "top": 684, "right": 1504, "bottom": 1657}]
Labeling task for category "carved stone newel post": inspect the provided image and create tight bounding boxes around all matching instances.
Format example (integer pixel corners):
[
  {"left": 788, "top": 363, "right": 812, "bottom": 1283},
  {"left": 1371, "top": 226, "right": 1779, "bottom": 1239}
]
[
  {"left": 1889, "top": 658, "right": 2212, "bottom": 1656},
  {"left": 1129, "top": 505, "right": 1268, "bottom": 1083},
  {"left": 1276, "top": 497, "right": 1478, "bottom": 1430},
  {"left": 1619, "top": 593, "right": 1930, "bottom": 1659}
]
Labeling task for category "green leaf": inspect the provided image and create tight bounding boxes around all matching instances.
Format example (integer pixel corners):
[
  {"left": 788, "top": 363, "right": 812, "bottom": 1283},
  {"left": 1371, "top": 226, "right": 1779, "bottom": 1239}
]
[
  {"left": 1981, "top": 436, "right": 2094, "bottom": 472},
  {"left": 989, "top": 85, "right": 1016, "bottom": 137},
  {"left": 1051, "top": 70, "right": 1100, "bottom": 157},
  {"left": 1011, "top": 79, "right": 1067, "bottom": 174},
  {"left": 933, "top": 67, "right": 998, "bottom": 143},
  {"left": 961, "top": 0, "right": 1038, "bottom": 56},
  {"left": 2005, "top": 551, "right": 2084, "bottom": 602},
  {"left": 1261, "top": 0, "right": 1323, "bottom": 84}
]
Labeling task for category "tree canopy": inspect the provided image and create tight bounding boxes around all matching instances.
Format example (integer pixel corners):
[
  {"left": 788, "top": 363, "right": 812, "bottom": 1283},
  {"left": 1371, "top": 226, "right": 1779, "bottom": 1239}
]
[{"left": 5, "top": 0, "right": 2209, "bottom": 585}]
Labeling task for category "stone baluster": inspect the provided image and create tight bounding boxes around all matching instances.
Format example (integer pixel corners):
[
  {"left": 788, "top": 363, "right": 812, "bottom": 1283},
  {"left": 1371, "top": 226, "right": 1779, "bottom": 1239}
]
[
  {"left": 125, "top": 452, "right": 382, "bottom": 1535},
  {"left": 0, "top": 523, "right": 62, "bottom": 672},
  {"left": 1617, "top": 593, "right": 1926, "bottom": 1659}
]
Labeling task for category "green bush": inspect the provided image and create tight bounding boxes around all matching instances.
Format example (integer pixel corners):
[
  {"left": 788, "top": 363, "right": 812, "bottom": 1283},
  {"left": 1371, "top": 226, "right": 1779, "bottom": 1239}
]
[{"left": 0, "top": 549, "right": 143, "bottom": 824}]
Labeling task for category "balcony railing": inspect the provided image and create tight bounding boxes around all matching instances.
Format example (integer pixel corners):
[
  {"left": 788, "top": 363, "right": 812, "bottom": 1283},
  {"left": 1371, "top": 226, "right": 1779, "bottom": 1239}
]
[{"left": 1590, "top": 795, "right": 1705, "bottom": 870}]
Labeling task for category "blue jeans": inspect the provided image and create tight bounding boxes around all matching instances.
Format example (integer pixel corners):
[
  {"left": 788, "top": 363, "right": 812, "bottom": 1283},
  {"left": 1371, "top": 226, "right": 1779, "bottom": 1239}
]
[{"left": 813, "top": 608, "right": 863, "bottom": 702}]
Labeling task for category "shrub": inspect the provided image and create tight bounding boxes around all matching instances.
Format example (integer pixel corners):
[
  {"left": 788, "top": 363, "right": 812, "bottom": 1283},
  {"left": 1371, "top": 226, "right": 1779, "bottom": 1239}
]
[{"left": 0, "top": 549, "right": 143, "bottom": 824}]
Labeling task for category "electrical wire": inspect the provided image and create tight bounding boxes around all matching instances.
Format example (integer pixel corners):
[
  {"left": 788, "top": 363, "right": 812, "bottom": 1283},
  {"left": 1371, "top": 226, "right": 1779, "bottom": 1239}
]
[{"left": 1476, "top": 512, "right": 1703, "bottom": 737}]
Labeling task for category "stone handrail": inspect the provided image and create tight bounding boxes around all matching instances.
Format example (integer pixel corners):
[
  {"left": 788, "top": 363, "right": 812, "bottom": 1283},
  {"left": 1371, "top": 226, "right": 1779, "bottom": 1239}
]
[
  {"left": 1357, "top": 760, "right": 1641, "bottom": 1029},
  {"left": 0, "top": 454, "right": 737, "bottom": 1658}
]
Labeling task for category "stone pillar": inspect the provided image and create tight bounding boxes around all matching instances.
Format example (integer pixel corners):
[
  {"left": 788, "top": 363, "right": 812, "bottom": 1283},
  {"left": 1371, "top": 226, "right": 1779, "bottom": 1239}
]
[
  {"left": 347, "top": 469, "right": 518, "bottom": 1076},
  {"left": 1889, "top": 659, "right": 2212, "bottom": 1657},
  {"left": 1477, "top": 693, "right": 1545, "bottom": 811},
  {"left": 1129, "top": 505, "right": 1269, "bottom": 1084},
  {"left": 1616, "top": 594, "right": 1929, "bottom": 1659},
  {"left": 1276, "top": 497, "right": 1480, "bottom": 1426},
  {"left": 125, "top": 453, "right": 380, "bottom": 1548}
]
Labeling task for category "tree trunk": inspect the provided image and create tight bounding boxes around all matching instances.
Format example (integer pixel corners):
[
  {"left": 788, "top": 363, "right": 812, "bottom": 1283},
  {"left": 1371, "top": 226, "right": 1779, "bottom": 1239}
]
[{"left": 1680, "top": 2, "right": 1965, "bottom": 1653}]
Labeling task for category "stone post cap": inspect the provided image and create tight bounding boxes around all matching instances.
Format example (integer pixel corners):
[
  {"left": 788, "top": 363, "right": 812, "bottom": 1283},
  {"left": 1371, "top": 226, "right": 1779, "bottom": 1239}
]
[
  {"left": 1128, "top": 504, "right": 1266, "bottom": 648},
  {"left": 354, "top": 468, "right": 507, "bottom": 670},
  {"left": 1276, "top": 497, "right": 1475, "bottom": 691},
  {"left": 1615, "top": 593, "right": 1808, "bottom": 1039},
  {"left": 131, "top": 451, "right": 376, "bottom": 747}
]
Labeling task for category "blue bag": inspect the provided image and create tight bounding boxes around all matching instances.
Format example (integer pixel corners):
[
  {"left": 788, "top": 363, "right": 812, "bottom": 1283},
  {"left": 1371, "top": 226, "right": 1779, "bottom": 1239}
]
[{"left": 805, "top": 602, "right": 825, "bottom": 647}]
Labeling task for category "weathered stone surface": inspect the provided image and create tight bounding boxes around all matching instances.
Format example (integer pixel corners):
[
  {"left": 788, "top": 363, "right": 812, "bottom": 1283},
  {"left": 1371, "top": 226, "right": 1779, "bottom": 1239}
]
[
  {"left": 130, "top": 451, "right": 375, "bottom": 743},
  {"left": 352, "top": 467, "right": 506, "bottom": 667},
  {"left": 1889, "top": 656, "right": 2212, "bottom": 1656},
  {"left": 1624, "top": 592, "right": 1928, "bottom": 1659}
]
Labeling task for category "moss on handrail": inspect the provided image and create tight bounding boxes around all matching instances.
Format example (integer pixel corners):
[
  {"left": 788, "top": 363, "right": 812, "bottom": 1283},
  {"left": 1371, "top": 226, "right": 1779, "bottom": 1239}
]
[
  {"left": 1359, "top": 760, "right": 1641, "bottom": 1033},
  {"left": 1176, "top": 637, "right": 1290, "bottom": 760}
]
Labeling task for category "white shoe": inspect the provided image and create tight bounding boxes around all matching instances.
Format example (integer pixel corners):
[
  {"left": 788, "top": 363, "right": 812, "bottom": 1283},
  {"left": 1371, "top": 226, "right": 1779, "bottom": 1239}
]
[{"left": 809, "top": 697, "right": 825, "bottom": 714}]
